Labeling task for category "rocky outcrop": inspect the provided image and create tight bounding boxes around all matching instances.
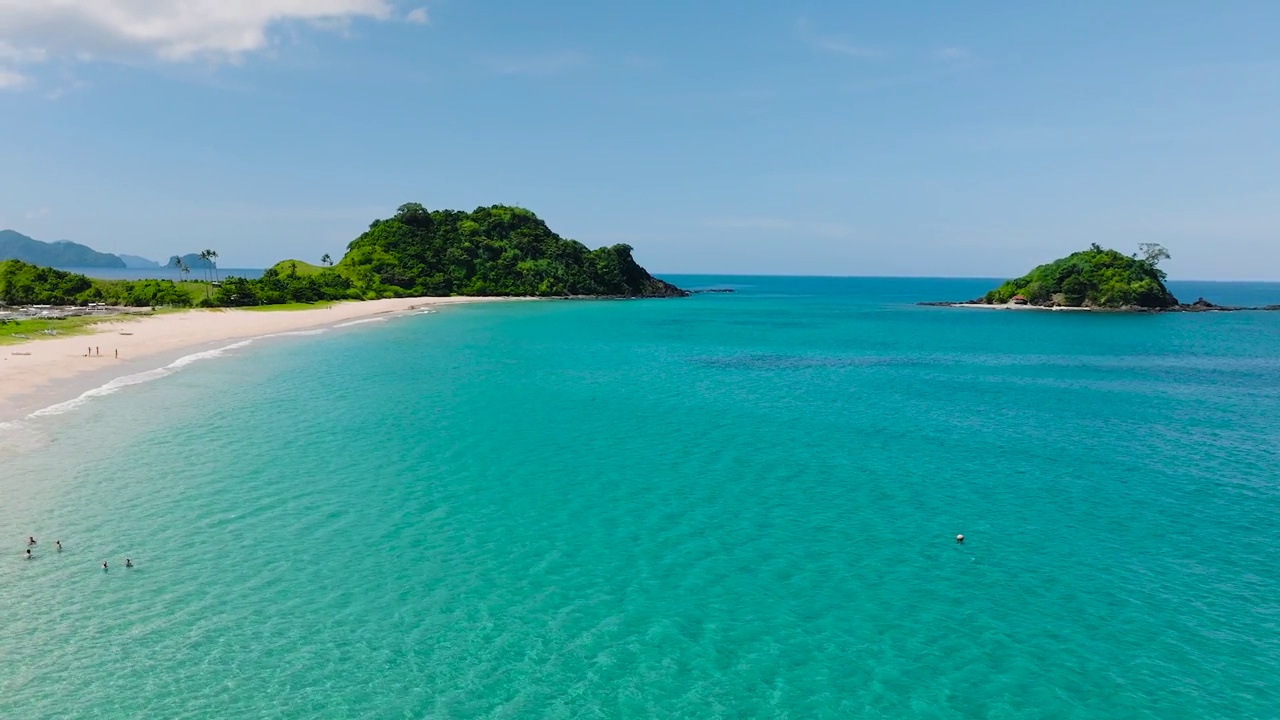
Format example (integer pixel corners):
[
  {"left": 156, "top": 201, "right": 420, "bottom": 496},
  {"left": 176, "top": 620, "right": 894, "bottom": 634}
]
[{"left": 918, "top": 296, "right": 1280, "bottom": 313}]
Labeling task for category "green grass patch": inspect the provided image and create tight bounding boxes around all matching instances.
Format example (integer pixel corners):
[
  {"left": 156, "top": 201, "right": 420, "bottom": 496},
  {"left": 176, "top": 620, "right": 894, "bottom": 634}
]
[
  {"left": 0, "top": 314, "right": 140, "bottom": 346},
  {"left": 239, "top": 301, "right": 337, "bottom": 312},
  {"left": 176, "top": 280, "right": 211, "bottom": 305},
  {"left": 269, "top": 259, "right": 334, "bottom": 277}
]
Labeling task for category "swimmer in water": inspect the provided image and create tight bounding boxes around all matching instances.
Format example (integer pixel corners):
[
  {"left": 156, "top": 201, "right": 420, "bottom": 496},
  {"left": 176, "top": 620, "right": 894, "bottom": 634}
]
[
  {"left": 125, "top": 559, "right": 133, "bottom": 568},
  {"left": 956, "top": 534, "right": 964, "bottom": 544},
  {"left": 55, "top": 540, "right": 62, "bottom": 552},
  {"left": 25, "top": 549, "right": 32, "bottom": 560},
  {"left": 28, "top": 536, "right": 37, "bottom": 546},
  {"left": 102, "top": 561, "right": 108, "bottom": 570}
]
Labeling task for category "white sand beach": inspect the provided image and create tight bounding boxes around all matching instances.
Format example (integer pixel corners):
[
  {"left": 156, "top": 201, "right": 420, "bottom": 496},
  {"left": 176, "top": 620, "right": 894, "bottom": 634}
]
[{"left": 0, "top": 297, "right": 514, "bottom": 423}]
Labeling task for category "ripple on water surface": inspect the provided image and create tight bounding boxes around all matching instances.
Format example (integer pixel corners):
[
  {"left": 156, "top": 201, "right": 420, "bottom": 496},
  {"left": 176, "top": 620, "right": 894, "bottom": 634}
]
[{"left": 2, "top": 282, "right": 1279, "bottom": 718}]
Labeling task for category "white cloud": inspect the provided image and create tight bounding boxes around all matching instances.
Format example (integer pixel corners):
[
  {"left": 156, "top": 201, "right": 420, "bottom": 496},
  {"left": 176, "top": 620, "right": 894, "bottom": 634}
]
[
  {"left": 0, "top": 0, "right": 397, "bottom": 66},
  {"left": 25, "top": 207, "right": 51, "bottom": 220},
  {"left": 796, "top": 17, "right": 884, "bottom": 59},
  {"left": 0, "top": 67, "right": 30, "bottom": 88},
  {"left": 0, "top": 40, "right": 46, "bottom": 63},
  {"left": 405, "top": 7, "right": 429, "bottom": 25}
]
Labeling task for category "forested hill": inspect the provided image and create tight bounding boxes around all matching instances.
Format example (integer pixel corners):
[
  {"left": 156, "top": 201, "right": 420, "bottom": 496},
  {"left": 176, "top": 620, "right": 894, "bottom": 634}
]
[
  {"left": 0, "top": 230, "right": 126, "bottom": 268},
  {"left": 982, "top": 244, "right": 1178, "bottom": 309},
  {"left": 339, "top": 204, "right": 685, "bottom": 298}
]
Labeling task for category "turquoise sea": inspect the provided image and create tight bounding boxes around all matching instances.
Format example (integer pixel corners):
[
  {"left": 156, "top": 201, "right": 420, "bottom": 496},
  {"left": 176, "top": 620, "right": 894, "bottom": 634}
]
[{"left": 3, "top": 277, "right": 1279, "bottom": 719}]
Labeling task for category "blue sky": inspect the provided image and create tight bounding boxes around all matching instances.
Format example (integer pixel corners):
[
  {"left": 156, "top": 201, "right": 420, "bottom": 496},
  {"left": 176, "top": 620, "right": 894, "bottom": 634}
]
[{"left": 0, "top": 1, "right": 1277, "bottom": 279}]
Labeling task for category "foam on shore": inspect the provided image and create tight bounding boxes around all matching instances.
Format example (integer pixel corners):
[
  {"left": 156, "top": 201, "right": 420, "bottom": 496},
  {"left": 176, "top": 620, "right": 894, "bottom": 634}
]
[{"left": 0, "top": 296, "right": 523, "bottom": 427}]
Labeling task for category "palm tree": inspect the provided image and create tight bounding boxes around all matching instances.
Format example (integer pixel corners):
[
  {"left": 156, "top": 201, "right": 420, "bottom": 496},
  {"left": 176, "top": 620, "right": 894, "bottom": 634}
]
[
  {"left": 205, "top": 249, "right": 220, "bottom": 284},
  {"left": 179, "top": 261, "right": 190, "bottom": 282},
  {"left": 196, "top": 251, "right": 212, "bottom": 300},
  {"left": 321, "top": 253, "right": 332, "bottom": 267}
]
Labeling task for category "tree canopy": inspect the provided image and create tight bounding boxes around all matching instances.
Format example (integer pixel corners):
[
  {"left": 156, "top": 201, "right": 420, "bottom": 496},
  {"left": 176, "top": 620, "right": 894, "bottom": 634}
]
[
  {"left": 0, "top": 259, "right": 193, "bottom": 307},
  {"left": 213, "top": 203, "right": 685, "bottom": 305},
  {"left": 340, "top": 203, "right": 685, "bottom": 298},
  {"left": 983, "top": 244, "right": 1178, "bottom": 308},
  {"left": 3, "top": 205, "right": 685, "bottom": 310}
]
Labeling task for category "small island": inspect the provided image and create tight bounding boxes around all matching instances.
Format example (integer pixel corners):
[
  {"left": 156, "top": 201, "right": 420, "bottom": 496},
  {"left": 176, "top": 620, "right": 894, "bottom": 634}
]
[
  {"left": 924, "top": 244, "right": 1277, "bottom": 312},
  {"left": 979, "top": 243, "right": 1176, "bottom": 310}
]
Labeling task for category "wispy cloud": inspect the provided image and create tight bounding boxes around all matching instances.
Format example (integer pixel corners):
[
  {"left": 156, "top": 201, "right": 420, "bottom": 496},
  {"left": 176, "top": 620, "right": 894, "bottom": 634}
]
[
  {"left": 842, "top": 67, "right": 968, "bottom": 93},
  {"left": 0, "top": 41, "right": 46, "bottom": 63},
  {"left": 796, "top": 17, "right": 884, "bottom": 59},
  {"left": 934, "top": 47, "right": 973, "bottom": 62},
  {"left": 405, "top": 7, "right": 430, "bottom": 25},
  {"left": 840, "top": 48, "right": 983, "bottom": 93},
  {"left": 25, "top": 207, "right": 50, "bottom": 220},
  {"left": 0, "top": 67, "right": 30, "bottom": 89},
  {"left": 702, "top": 217, "right": 856, "bottom": 239},
  {"left": 484, "top": 50, "right": 586, "bottom": 76}
]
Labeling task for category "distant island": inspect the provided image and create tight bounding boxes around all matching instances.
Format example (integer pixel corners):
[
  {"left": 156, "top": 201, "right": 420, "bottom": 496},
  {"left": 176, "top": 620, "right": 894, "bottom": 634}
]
[
  {"left": 0, "top": 204, "right": 685, "bottom": 308},
  {"left": 924, "top": 244, "right": 1277, "bottom": 312},
  {"left": 0, "top": 229, "right": 167, "bottom": 270},
  {"left": 119, "top": 254, "right": 161, "bottom": 269},
  {"left": 0, "top": 230, "right": 127, "bottom": 268},
  {"left": 166, "top": 253, "right": 216, "bottom": 270}
]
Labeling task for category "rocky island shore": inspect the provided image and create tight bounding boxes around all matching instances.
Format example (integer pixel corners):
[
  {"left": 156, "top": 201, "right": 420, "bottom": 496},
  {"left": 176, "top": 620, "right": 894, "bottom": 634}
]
[
  {"left": 921, "top": 244, "right": 1278, "bottom": 313},
  {"left": 920, "top": 297, "right": 1280, "bottom": 313}
]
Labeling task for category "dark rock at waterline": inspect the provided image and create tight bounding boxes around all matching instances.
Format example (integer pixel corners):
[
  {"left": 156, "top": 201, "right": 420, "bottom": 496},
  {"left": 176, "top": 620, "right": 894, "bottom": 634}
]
[
  {"left": 1168, "top": 297, "right": 1242, "bottom": 312},
  {"left": 918, "top": 296, "right": 1280, "bottom": 313}
]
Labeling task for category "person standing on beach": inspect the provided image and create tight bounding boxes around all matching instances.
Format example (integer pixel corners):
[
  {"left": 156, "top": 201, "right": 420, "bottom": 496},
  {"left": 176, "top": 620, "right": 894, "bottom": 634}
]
[{"left": 115, "top": 349, "right": 118, "bottom": 359}]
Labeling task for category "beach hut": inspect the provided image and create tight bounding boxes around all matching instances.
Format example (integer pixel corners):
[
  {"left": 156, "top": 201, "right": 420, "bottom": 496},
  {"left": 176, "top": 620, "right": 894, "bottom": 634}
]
[{"left": 1010, "top": 295, "right": 1028, "bottom": 305}]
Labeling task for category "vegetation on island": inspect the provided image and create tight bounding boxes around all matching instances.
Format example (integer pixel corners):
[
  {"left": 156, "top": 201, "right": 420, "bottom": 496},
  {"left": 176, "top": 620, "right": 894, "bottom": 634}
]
[
  {"left": 210, "top": 204, "right": 685, "bottom": 306},
  {"left": 0, "top": 259, "right": 194, "bottom": 307},
  {"left": 1, "top": 204, "right": 684, "bottom": 312},
  {"left": 982, "top": 244, "right": 1178, "bottom": 308}
]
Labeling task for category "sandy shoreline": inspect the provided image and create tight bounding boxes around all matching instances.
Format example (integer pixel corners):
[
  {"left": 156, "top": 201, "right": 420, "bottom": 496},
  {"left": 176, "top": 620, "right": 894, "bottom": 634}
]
[{"left": 0, "top": 297, "right": 516, "bottom": 424}]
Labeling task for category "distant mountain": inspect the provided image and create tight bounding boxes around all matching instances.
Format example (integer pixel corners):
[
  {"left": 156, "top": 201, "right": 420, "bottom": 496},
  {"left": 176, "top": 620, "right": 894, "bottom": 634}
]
[
  {"left": 0, "top": 230, "right": 126, "bottom": 268},
  {"left": 118, "top": 254, "right": 160, "bottom": 269},
  {"left": 166, "top": 253, "right": 215, "bottom": 269}
]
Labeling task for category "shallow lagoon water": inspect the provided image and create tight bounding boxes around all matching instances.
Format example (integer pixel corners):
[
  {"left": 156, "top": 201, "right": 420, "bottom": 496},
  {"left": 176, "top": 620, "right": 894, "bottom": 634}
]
[{"left": 2, "top": 277, "right": 1279, "bottom": 718}]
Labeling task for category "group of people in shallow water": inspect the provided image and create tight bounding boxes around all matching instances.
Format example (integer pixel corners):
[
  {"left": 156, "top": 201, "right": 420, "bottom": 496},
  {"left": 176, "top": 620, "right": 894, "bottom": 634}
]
[{"left": 23, "top": 537, "right": 132, "bottom": 569}]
